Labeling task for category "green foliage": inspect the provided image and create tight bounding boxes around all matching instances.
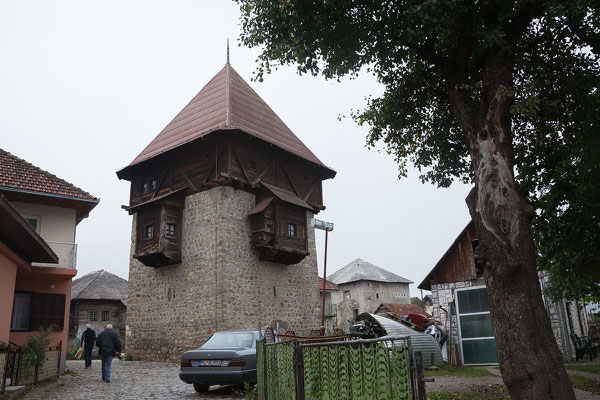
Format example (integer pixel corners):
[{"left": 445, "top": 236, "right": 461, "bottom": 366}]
[
  {"left": 66, "top": 337, "right": 80, "bottom": 358},
  {"left": 236, "top": 0, "right": 600, "bottom": 301},
  {"left": 21, "top": 328, "right": 52, "bottom": 378},
  {"left": 569, "top": 374, "right": 600, "bottom": 394},
  {"left": 424, "top": 365, "right": 492, "bottom": 377},
  {"left": 123, "top": 353, "right": 133, "bottom": 361},
  {"left": 243, "top": 382, "right": 257, "bottom": 400},
  {"left": 565, "top": 364, "right": 600, "bottom": 375},
  {"left": 411, "top": 297, "right": 424, "bottom": 307}
]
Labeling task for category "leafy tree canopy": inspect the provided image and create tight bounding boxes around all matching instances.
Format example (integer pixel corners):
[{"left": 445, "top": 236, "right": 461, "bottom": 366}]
[{"left": 237, "top": 0, "right": 600, "bottom": 301}]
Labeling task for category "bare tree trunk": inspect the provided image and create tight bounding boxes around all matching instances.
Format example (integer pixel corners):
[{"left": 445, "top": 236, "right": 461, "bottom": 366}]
[{"left": 459, "top": 77, "right": 576, "bottom": 399}]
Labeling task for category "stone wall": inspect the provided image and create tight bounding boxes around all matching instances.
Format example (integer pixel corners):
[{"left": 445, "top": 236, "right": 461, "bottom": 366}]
[
  {"left": 331, "top": 280, "right": 410, "bottom": 331},
  {"left": 126, "top": 186, "right": 321, "bottom": 362}
]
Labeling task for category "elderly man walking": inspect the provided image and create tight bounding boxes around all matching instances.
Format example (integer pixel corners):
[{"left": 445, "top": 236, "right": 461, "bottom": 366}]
[
  {"left": 80, "top": 324, "right": 96, "bottom": 368},
  {"left": 95, "top": 324, "right": 122, "bottom": 383}
]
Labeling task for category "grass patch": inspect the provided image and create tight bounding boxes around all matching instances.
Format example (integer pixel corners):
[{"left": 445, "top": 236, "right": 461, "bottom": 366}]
[
  {"left": 424, "top": 365, "right": 492, "bottom": 377},
  {"left": 428, "top": 387, "right": 509, "bottom": 400},
  {"left": 565, "top": 364, "right": 600, "bottom": 375},
  {"left": 569, "top": 374, "right": 600, "bottom": 394}
]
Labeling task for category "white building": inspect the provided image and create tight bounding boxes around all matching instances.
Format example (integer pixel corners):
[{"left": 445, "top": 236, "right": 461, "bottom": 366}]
[{"left": 328, "top": 258, "right": 412, "bottom": 330}]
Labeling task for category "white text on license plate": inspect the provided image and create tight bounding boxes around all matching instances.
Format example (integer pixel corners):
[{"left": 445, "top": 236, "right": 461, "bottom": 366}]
[{"left": 199, "top": 360, "right": 221, "bottom": 366}]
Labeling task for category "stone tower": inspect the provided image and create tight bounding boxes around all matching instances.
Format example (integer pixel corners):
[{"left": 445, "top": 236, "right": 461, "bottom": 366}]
[{"left": 116, "top": 62, "right": 335, "bottom": 361}]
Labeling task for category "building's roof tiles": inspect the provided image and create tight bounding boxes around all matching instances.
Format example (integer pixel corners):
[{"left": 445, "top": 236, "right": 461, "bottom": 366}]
[
  {"left": 377, "top": 303, "right": 431, "bottom": 318},
  {"left": 126, "top": 64, "right": 331, "bottom": 172},
  {"left": 328, "top": 258, "right": 413, "bottom": 285},
  {"left": 0, "top": 149, "right": 97, "bottom": 201},
  {"left": 71, "top": 269, "right": 128, "bottom": 306},
  {"left": 318, "top": 277, "right": 340, "bottom": 291}
]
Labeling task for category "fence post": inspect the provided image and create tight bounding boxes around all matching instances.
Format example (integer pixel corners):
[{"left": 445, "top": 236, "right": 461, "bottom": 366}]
[
  {"left": 293, "top": 340, "right": 305, "bottom": 400},
  {"left": 58, "top": 340, "right": 62, "bottom": 375},
  {"left": 414, "top": 351, "right": 434, "bottom": 400},
  {"left": 263, "top": 341, "right": 268, "bottom": 400}
]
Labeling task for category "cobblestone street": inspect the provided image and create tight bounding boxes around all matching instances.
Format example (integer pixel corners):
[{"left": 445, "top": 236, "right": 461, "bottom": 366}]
[{"left": 21, "top": 360, "right": 245, "bottom": 400}]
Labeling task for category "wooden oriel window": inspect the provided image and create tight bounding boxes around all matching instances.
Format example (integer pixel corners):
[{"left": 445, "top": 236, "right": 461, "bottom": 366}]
[
  {"left": 151, "top": 179, "right": 157, "bottom": 191},
  {"left": 166, "top": 223, "right": 177, "bottom": 238},
  {"left": 288, "top": 222, "right": 297, "bottom": 237},
  {"left": 145, "top": 224, "right": 154, "bottom": 239},
  {"left": 90, "top": 311, "right": 97, "bottom": 322},
  {"left": 142, "top": 182, "right": 150, "bottom": 193}
]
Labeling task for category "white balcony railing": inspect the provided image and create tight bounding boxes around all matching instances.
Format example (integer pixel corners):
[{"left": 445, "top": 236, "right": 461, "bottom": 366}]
[{"left": 32, "top": 241, "right": 77, "bottom": 269}]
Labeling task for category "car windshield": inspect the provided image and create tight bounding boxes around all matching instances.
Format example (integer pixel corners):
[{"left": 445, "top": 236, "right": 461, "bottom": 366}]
[{"left": 201, "top": 332, "right": 254, "bottom": 349}]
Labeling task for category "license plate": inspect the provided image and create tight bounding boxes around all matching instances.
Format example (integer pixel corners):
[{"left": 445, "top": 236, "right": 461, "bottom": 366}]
[{"left": 199, "top": 360, "right": 221, "bottom": 367}]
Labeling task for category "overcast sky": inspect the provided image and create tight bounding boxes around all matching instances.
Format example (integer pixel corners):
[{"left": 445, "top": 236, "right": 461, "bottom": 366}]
[{"left": 1, "top": 1, "right": 472, "bottom": 296}]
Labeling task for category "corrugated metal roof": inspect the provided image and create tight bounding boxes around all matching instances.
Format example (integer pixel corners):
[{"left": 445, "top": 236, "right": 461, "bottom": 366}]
[
  {"left": 358, "top": 313, "right": 443, "bottom": 367},
  {"left": 328, "top": 258, "right": 413, "bottom": 285},
  {"left": 0, "top": 149, "right": 98, "bottom": 201},
  {"left": 71, "top": 269, "right": 128, "bottom": 306},
  {"left": 126, "top": 64, "right": 333, "bottom": 173}
]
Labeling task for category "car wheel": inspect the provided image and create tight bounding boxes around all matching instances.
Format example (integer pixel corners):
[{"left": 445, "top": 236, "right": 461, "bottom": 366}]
[{"left": 193, "top": 383, "right": 210, "bottom": 393}]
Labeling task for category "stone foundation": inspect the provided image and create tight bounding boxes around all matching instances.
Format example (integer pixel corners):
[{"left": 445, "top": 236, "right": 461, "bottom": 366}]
[{"left": 126, "top": 186, "right": 320, "bottom": 362}]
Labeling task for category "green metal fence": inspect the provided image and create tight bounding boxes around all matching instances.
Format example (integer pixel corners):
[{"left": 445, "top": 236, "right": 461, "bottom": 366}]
[{"left": 258, "top": 337, "right": 413, "bottom": 400}]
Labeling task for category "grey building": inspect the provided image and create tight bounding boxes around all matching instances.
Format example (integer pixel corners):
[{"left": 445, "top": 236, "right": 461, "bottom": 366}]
[
  {"left": 69, "top": 269, "right": 127, "bottom": 341},
  {"left": 328, "top": 258, "right": 412, "bottom": 330}
]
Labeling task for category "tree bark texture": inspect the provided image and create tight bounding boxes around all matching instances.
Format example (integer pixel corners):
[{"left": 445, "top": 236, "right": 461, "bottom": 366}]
[{"left": 449, "top": 62, "right": 576, "bottom": 399}]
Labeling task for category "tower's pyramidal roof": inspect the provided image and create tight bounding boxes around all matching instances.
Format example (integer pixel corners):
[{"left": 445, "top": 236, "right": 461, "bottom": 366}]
[{"left": 128, "top": 64, "right": 331, "bottom": 171}]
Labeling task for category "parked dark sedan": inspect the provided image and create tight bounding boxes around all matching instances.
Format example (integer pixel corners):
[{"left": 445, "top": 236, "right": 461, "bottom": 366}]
[{"left": 179, "top": 330, "right": 259, "bottom": 393}]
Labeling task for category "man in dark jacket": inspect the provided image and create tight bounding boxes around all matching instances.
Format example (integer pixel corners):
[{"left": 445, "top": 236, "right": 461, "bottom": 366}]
[
  {"left": 80, "top": 324, "right": 96, "bottom": 368},
  {"left": 95, "top": 324, "right": 122, "bottom": 383}
]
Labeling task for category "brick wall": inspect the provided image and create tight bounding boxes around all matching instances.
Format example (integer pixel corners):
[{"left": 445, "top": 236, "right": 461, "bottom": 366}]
[{"left": 126, "top": 186, "right": 321, "bottom": 362}]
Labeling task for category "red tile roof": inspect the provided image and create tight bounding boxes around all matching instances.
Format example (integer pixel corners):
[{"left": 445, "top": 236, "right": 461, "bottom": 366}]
[
  {"left": 377, "top": 303, "right": 431, "bottom": 318},
  {"left": 0, "top": 149, "right": 97, "bottom": 201},
  {"left": 126, "top": 64, "right": 333, "bottom": 173},
  {"left": 319, "top": 277, "right": 339, "bottom": 291}
]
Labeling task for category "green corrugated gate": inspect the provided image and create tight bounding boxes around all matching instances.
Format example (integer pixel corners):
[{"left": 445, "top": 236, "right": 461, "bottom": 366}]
[{"left": 257, "top": 337, "right": 412, "bottom": 400}]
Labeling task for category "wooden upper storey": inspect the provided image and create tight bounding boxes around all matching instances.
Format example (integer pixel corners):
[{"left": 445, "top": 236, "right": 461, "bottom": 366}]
[
  {"left": 417, "top": 221, "right": 479, "bottom": 291},
  {"left": 119, "top": 130, "right": 332, "bottom": 211}
]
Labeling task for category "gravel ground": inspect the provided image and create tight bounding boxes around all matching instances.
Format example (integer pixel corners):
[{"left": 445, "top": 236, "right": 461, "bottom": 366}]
[
  {"left": 19, "top": 359, "right": 599, "bottom": 400},
  {"left": 20, "top": 360, "right": 244, "bottom": 400}
]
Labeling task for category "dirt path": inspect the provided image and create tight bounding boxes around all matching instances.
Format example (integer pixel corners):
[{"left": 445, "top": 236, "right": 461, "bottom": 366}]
[{"left": 426, "top": 367, "right": 600, "bottom": 400}]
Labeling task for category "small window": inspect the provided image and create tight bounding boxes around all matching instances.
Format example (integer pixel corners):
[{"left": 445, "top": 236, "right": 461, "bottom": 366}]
[
  {"left": 151, "top": 179, "right": 157, "bottom": 191},
  {"left": 248, "top": 160, "right": 256, "bottom": 170},
  {"left": 166, "top": 223, "right": 177, "bottom": 238},
  {"left": 288, "top": 223, "right": 297, "bottom": 237},
  {"left": 90, "top": 311, "right": 98, "bottom": 322},
  {"left": 376, "top": 293, "right": 379, "bottom": 299},
  {"left": 10, "top": 293, "right": 31, "bottom": 331},
  {"left": 102, "top": 310, "right": 109, "bottom": 321},
  {"left": 23, "top": 217, "right": 39, "bottom": 232},
  {"left": 145, "top": 225, "right": 154, "bottom": 239},
  {"left": 142, "top": 182, "right": 149, "bottom": 193},
  {"left": 266, "top": 221, "right": 273, "bottom": 232}
]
